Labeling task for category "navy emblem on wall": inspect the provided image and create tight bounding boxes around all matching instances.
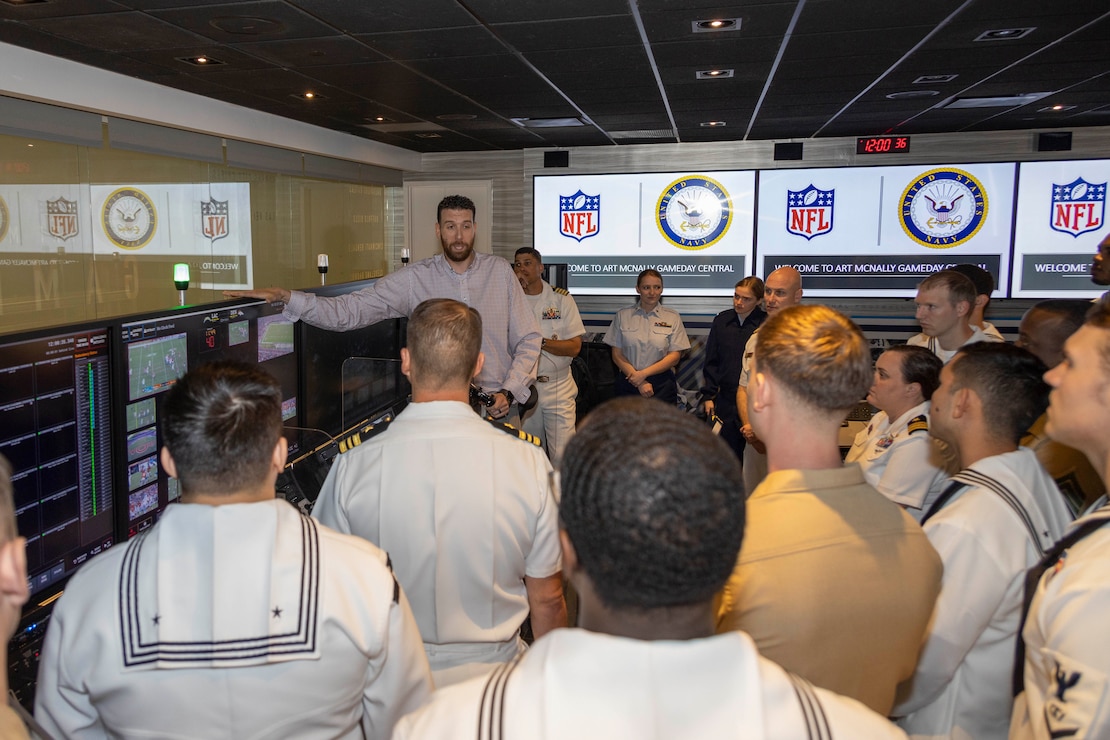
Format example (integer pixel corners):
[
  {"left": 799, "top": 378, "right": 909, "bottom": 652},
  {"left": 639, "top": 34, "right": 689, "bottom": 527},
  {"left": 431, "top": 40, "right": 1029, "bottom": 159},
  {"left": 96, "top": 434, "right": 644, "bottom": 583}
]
[
  {"left": 786, "top": 185, "right": 834, "bottom": 240},
  {"left": 559, "top": 190, "right": 600, "bottom": 242},
  {"left": 1050, "top": 177, "right": 1105, "bottom": 238},
  {"left": 899, "top": 168, "right": 987, "bottom": 248},
  {"left": 103, "top": 187, "right": 157, "bottom": 250},
  {"left": 656, "top": 175, "right": 732, "bottom": 250}
]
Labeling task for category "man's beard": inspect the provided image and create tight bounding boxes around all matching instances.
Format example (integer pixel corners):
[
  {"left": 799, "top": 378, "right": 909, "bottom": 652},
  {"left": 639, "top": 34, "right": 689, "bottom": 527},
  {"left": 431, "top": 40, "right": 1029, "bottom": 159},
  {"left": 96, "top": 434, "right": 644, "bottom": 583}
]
[{"left": 443, "top": 240, "right": 473, "bottom": 263}]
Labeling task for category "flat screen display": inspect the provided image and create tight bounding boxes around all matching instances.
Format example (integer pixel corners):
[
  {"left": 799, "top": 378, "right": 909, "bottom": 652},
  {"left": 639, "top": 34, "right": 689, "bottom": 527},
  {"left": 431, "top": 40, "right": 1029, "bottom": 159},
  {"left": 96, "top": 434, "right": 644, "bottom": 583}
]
[
  {"left": 533, "top": 171, "right": 756, "bottom": 296},
  {"left": 114, "top": 299, "right": 298, "bottom": 537},
  {"left": 0, "top": 324, "right": 115, "bottom": 599}
]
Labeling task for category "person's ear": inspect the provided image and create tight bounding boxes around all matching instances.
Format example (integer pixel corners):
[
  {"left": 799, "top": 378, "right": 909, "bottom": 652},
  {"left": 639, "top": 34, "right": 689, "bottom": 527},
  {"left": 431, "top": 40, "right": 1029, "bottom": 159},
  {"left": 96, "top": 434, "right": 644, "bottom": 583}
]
[
  {"left": 400, "top": 347, "right": 412, "bottom": 378},
  {"left": 472, "top": 352, "right": 486, "bottom": 380},
  {"left": 160, "top": 446, "right": 178, "bottom": 479},
  {"left": 559, "top": 529, "right": 578, "bottom": 579}
]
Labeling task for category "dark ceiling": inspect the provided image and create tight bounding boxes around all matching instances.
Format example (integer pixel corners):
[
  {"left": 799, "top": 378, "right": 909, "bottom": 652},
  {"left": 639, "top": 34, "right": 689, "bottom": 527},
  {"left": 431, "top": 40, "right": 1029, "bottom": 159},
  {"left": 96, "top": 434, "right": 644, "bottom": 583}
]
[{"left": 2, "top": 0, "right": 1109, "bottom": 154}]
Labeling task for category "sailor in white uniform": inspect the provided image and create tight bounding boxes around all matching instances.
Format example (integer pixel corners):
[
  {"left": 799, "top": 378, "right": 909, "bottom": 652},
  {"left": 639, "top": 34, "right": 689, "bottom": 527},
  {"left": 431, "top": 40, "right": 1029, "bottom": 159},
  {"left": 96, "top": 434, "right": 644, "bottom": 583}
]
[
  {"left": 1011, "top": 299, "right": 1110, "bottom": 740},
  {"left": 893, "top": 344, "right": 1072, "bottom": 740},
  {"left": 394, "top": 398, "right": 908, "bottom": 739},
  {"left": 35, "top": 362, "right": 432, "bottom": 739},
  {"left": 513, "top": 248, "right": 585, "bottom": 466},
  {"left": 313, "top": 299, "right": 566, "bottom": 689},
  {"left": 845, "top": 345, "right": 954, "bottom": 520}
]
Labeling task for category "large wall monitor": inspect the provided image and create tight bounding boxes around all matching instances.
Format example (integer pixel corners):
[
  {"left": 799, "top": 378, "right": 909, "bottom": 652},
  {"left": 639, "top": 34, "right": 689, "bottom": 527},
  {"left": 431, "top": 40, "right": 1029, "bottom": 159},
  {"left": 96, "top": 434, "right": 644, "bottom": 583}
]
[
  {"left": 113, "top": 299, "right": 298, "bottom": 538},
  {"left": 533, "top": 171, "right": 757, "bottom": 296},
  {"left": 0, "top": 323, "right": 116, "bottom": 599},
  {"left": 756, "top": 163, "right": 1017, "bottom": 298},
  {"left": 1011, "top": 159, "right": 1109, "bottom": 298}
]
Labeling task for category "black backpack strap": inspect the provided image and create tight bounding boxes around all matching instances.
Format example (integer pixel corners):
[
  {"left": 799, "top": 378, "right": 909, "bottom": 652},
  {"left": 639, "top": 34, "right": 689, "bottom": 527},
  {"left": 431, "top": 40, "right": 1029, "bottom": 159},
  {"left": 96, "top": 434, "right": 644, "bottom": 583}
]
[
  {"left": 788, "top": 672, "right": 832, "bottom": 740},
  {"left": 1013, "top": 513, "right": 1110, "bottom": 696}
]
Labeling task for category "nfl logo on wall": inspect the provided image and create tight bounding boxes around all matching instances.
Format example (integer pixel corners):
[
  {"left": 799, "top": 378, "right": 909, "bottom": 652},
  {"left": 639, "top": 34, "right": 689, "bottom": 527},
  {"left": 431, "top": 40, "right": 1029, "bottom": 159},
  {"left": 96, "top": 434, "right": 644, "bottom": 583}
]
[
  {"left": 786, "top": 185, "right": 834, "bottom": 240},
  {"left": 1050, "top": 177, "right": 1105, "bottom": 238},
  {"left": 201, "top": 198, "right": 229, "bottom": 242},
  {"left": 559, "top": 190, "right": 600, "bottom": 242},
  {"left": 47, "top": 197, "right": 79, "bottom": 241}
]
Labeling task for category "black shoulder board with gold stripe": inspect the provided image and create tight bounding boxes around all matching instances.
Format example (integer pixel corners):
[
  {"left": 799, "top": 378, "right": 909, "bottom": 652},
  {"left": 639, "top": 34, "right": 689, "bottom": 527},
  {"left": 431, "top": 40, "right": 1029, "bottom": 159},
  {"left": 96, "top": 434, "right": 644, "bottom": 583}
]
[
  {"left": 338, "top": 416, "right": 393, "bottom": 454},
  {"left": 907, "top": 414, "right": 929, "bottom": 435},
  {"left": 553, "top": 286, "right": 571, "bottom": 296},
  {"left": 488, "top": 419, "right": 542, "bottom": 446}
]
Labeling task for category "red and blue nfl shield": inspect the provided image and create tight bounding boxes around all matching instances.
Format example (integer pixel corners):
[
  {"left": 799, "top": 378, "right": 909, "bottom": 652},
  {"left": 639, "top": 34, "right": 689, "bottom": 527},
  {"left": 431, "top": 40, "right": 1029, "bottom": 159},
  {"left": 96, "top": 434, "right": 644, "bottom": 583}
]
[
  {"left": 201, "top": 198, "right": 229, "bottom": 242},
  {"left": 1050, "top": 177, "right": 1105, "bottom": 238},
  {"left": 786, "top": 185, "right": 834, "bottom": 240},
  {"left": 559, "top": 190, "right": 600, "bottom": 242}
]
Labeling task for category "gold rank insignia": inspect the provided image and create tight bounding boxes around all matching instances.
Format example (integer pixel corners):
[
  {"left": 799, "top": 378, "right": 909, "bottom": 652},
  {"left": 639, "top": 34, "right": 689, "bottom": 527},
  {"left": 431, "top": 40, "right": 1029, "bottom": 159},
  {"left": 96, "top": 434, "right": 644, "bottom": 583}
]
[
  {"left": 488, "top": 419, "right": 542, "bottom": 446},
  {"left": 907, "top": 415, "right": 929, "bottom": 435}
]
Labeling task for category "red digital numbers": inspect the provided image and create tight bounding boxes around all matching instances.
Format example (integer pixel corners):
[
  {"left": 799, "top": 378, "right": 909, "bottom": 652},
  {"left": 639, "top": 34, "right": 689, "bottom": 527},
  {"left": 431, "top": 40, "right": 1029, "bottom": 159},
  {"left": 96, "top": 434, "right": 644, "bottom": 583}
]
[{"left": 856, "top": 136, "right": 911, "bottom": 154}]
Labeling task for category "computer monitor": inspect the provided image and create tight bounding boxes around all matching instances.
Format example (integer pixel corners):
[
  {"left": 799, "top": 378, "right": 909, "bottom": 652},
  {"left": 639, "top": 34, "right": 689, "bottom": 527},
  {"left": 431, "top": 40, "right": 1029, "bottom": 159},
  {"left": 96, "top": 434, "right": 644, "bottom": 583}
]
[
  {"left": 113, "top": 298, "right": 299, "bottom": 538},
  {"left": 0, "top": 322, "right": 116, "bottom": 601},
  {"left": 299, "top": 279, "right": 407, "bottom": 438}
]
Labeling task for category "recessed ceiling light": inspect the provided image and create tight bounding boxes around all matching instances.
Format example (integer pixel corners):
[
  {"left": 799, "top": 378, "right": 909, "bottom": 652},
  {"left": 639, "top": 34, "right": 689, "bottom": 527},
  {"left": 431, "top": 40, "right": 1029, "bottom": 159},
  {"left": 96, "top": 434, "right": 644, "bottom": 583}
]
[
  {"left": 692, "top": 18, "right": 741, "bottom": 33},
  {"left": 974, "top": 27, "right": 1035, "bottom": 41},
  {"left": 943, "top": 93, "right": 1050, "bottom": 108},
  {"left": 367, "top": 116, "right": 391, "bottom": 123},
  {"left": 885, "top": 90, "right": 939, "bottom": 100},
  {"left": 178, "top": 55, "right": 225, "bottom": 66},
  {"left": 1038, "top": 104, "right": 1076, "bottom": 112},
  {"left": 209, "top": 16, "right": 285, "bottom": 35},
  {"left": 510, "top": 117, "right": 586, "bottom": 128},
  {"left": 696, "top": 69, "right": 734, "bottom": 80},
  {"left": 291, "top": 92, "right": 324, "bottom": 101},
  {"left": 415, "top": 133, "right": 442, "bottom": 139},
  {"left": 913, "top": 74, "right": 957, "bottom": 84},
  {"left": 700, "top": 121, "right": 727, "bottom": 127},
  {"left": 436, "top": 114, "right": 477, "bottom": 121}
]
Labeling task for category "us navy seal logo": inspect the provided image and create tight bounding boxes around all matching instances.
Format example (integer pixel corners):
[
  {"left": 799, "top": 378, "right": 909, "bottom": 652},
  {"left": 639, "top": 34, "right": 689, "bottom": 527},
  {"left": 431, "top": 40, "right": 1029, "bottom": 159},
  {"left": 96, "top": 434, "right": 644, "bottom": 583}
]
[
  {"left": 656, "top": 175, "right": 732, "bottom": 250},
  {"left": 900, "top": 168, "right": 987, "bottom": 248},
  {"left": 103, "top": 187, "right": 156, "bottom": 249},
  {"left": 1050, "top": 177, "right": 1105, "bottom": 238}
]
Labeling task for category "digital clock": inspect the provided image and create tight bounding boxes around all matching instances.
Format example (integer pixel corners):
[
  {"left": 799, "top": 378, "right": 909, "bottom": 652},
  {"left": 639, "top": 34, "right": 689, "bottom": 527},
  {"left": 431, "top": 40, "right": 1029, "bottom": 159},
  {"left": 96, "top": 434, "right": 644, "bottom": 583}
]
[{"left": 856, "top": 135, "right": 911, "bottom": 154}]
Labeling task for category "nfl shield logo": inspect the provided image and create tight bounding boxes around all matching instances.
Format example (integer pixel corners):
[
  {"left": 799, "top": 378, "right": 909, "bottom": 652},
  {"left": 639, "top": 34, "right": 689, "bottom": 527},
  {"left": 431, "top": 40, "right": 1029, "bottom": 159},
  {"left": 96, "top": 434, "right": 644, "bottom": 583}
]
[
  {"left": 786, "top": 185, "right": 834, "bottom": 240},
  {"left": 201, "top": 199, "right": 229, "bottom": 242},
  {"left": 1050, "top": 177, "right": 1105, "bottom": 238},
  {"left": 47, "top": 197, "right": 79, "bottom": 241},
  {"left": 559, "top": 190, "right": 600, "bottom": 242}
]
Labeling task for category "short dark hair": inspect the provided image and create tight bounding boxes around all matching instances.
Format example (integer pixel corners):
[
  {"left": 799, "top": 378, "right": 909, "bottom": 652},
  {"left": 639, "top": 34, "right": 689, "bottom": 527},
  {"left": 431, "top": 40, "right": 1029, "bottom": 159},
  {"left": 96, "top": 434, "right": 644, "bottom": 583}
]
[
  {"left": 885, "top": 344, "right": 943, "bottom": 400},
  {"left": 437, "top": 195, "right": 476, "bottom": 222},
  {"left": 514, "top": 247, "right": 542, "bottom": 263},
  {"left": 1034, "top": 299, "right": 1094, "bottom": 337},
  {"left": 0, "top": 455, "right": 16, "bottom": 543},
  {"left": 950, "top": 264, "right": 995, "bottom": 297},
  {"left": 919, "top": 270, "right": 977, "bottom": 308},
  {"left": 756, "top": 304, "right": 871, "bottom": 413},
  {"left": 162, "top": 362, "right": 282, "bottom": 496},
  {"left": 559, "top": 398, "right": 745, "bottom": 611},
  {"left": 949, "top": 343, "right": 1049, "bottom": 444},
  {"left": 406, "top": 298, "right": 482, "bottom": 390},
  {"left": 735, "top": 275, "right": 765, "bottom": 302}
]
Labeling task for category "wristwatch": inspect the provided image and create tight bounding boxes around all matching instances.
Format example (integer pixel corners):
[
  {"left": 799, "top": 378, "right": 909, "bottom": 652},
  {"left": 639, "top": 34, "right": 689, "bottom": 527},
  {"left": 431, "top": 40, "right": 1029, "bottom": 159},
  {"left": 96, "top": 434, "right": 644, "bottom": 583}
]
[
  {"left": 541, "top": 338, "right": 548, "bottom": 349},
  {"left": 499, "top": 389, "right": 515, "bottom": 405}
]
